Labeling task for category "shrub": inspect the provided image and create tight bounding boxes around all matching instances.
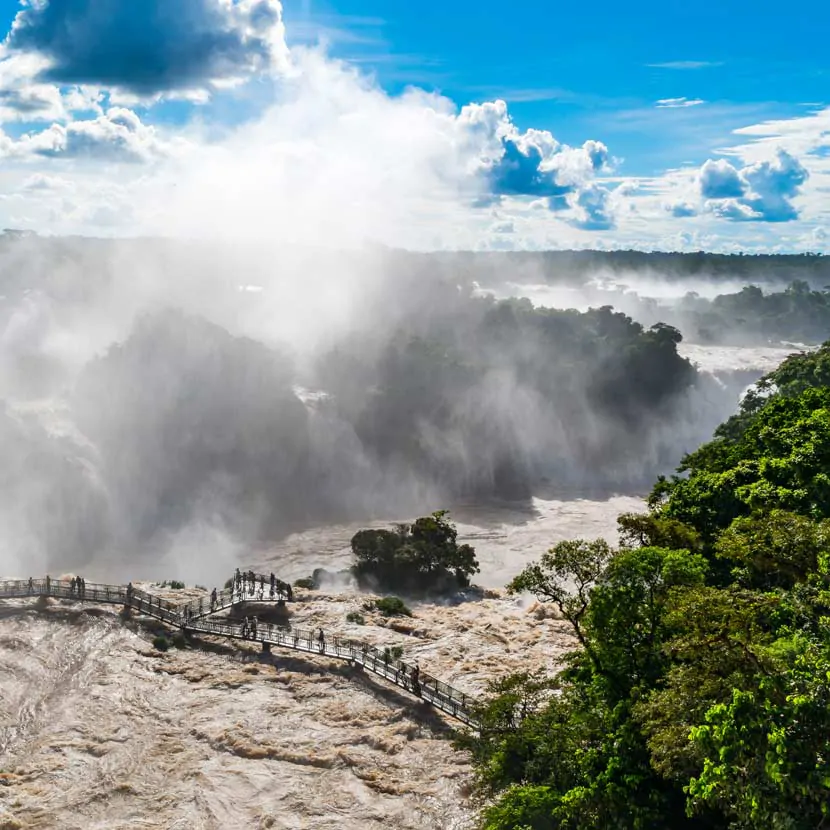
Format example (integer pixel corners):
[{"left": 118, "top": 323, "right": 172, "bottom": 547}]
[
  {"left": 372, "top": 597, "right": 412, "bottom": 617},
  {"left": 293, "top": 577, "right": 315, "bottom": 589},
  {"left": 224, "top": 578, "right": 233, "bottom": 590},
  {"left": 195, "top": 585, "right": 206, "bottom": 591},
  {"left": 346, "top": 611, "right": 366, "bottom": 625},
  {"left": 171, "top": 632, "right": 188, "bottom": 649},
  {"left": 383, "top": 645, "right": 404, "bottom": 662},
  {"left": 152, "top": 635, "right": 169, "bottom": 652},
  {"left": 169, "top": 581, "right": 185, "bottom": 590}
]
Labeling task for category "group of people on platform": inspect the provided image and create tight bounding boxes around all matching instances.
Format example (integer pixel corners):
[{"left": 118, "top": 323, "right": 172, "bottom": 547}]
[
  {"left": 233, "top": 569, "right": 293, "bottom": 602},
  {"left": 25, "top": 575, "right": 87, "bottom": 596},
  {"left": 69, "top": 576, "right": 87, "bottom": 597}
]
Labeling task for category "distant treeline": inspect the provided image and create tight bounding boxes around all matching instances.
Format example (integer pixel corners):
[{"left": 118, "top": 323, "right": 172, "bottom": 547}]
[
  {"left": 675, "top": 281, "right": 830, "bottom": 345},
  {"left": 582, "top": 280, "right": 830, "bottom": 346},
  {"left": 2, "top": 236, "right": 829, "bottom": 298},
  {"left": 398, "top": 249, "right": 830, "bottom": 288}
]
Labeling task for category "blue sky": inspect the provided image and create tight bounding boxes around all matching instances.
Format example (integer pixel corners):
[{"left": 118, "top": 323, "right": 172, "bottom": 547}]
[
  {"left": 0, "top": 0, "right": 828, "bottom": 252},
  {"left": 282, "top": 0, "right": 828, "bottom": 173}
]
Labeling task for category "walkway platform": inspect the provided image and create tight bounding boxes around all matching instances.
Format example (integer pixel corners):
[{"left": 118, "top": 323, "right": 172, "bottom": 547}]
[{"left": 0, "top": 576, "right": 479, "bottom": 727}]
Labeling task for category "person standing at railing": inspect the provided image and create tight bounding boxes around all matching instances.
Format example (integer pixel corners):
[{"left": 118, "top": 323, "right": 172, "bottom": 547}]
[
  {"left": 242, "top": 616, "right": 249, "bottom": 639},
  {"left": 126, "top": 582, "right": 133, "bottom": 605},
  {"left": 45, "top": 575, "right": 51, "bottom": 593},
  {"left": 211, "top": 587, "right": 218, "bottom": 611},
  {"left": 410, "top": 663, "right": 421, "bottom": 697},
  {"left": 318, "top": 628, "right": 325, "bottom": 653},
  {"left": 251, "top": 616, "right": 257, "bottom": 639},
  {"left": 28, "top": 577, "right": 34, "bottom": 593}
]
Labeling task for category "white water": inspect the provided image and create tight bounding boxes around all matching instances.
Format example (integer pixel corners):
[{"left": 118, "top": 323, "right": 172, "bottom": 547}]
[{"left": 0, "top": 343, "right": 795, "bottom": 829}]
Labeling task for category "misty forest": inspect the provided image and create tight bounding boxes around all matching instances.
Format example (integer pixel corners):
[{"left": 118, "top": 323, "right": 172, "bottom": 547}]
[
  {"left": 5, "top": 238, "right": 824, "bottom": 573},
  {"left": 2, "top": 235, "right": 830, "bottom": 829}
]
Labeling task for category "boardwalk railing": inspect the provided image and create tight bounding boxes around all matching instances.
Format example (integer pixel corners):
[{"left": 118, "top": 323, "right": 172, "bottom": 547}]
[
  {"left": 180, "top": 577, "right": 291, "bottom": 622},
  {"left": 0, "top": 576, "right": 479, "bottom": 727}
]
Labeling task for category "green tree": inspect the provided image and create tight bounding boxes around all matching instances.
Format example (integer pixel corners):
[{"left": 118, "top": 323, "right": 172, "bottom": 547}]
[
  {"left": 350, "top": 510, "right": 479, "bottom": 594},
  {"left": 471, "top": 542, "right": 710, "bottom": 829}
]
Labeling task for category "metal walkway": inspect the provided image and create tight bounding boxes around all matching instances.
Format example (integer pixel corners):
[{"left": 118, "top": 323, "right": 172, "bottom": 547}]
[{"left": 0, "top": 576, "right": 479, "bottom": 728}]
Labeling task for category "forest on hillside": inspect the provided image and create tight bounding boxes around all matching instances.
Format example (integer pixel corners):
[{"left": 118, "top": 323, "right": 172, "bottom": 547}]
[{"left": 464, "top": 344, "right": 830, "bottom": 829}]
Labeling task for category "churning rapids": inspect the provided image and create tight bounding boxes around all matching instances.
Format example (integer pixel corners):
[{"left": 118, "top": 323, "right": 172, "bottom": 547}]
[{"left": 0, "top": 344, "right": 798, "bottom": 830}]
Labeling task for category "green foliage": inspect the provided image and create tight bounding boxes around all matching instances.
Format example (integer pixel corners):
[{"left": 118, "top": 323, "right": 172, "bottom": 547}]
[
  {"left": 171, "top": 632, "right": 188, "bottom": 649},
  {"left": 715, "top": 510, "right": 830, "bottom": 589},
  {"left": 656, "top": 386, "right": 830, "bottom": 543},
  {"left": 346, "top": 611, "right": 365, "bottom": 625},
  {"left": 370, "top": 597, "right": 412, "bottom": 617},
  {"left": 351, "top": 511, "right": 479, "bottom": 594},
  {"left": 617, "top": 512, "right": 701, "bottom": 552},
  {"left": 508, "top": 539, "right": 613, "bottom": 651},
  {"left": 469, "top": 348, "right": 830, "bottom": 830},
  {"left": 686, "top": 643, "right": 830, "bottom": 829},
  {"left": 169, "top": 580, "right": 185, "bottom": 590},
  {"left": 382, "top": 645, "right": 404, "bottom": 662},
  {"left": 152, "top": 635, "right": 169, "bottom": 652},
  {"left": 293, "top": 577, "right": 315, "bottom": 589}
]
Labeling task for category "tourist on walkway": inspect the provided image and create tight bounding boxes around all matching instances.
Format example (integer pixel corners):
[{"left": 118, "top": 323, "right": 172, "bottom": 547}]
[{"left": 318, "top": 628, "right": 325, "bottom": 652}]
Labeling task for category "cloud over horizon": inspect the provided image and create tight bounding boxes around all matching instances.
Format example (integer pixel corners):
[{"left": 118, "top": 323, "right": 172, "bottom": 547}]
[
  {"left": 0, "top": 0, "right": 825, "bottom": 253},
  {"left": 5, "top": 0, "right": 289, "bottom": 97}
]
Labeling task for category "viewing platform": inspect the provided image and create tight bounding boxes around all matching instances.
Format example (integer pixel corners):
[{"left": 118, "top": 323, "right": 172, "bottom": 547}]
[{"left": 0, "top": 575, "right": 479, "bottom": 728}]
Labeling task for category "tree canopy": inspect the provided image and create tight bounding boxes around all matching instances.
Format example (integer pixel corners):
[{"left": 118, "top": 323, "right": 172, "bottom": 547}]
[
  {"left": 350, "top": 510, "right": 480, "bottom": 594},
  {"left": 462, "top": 342, "right": 830, "bottom": 830}
]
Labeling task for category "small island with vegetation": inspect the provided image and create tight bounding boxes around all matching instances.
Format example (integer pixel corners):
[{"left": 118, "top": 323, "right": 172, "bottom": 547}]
[{"left": 350, "top": 510, "right": 479, "bottom": 595}]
